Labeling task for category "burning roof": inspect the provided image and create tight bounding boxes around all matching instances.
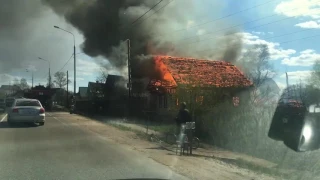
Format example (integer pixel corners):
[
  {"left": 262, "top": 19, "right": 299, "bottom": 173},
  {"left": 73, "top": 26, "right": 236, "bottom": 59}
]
[{"left": 149, "top": 56, "right": 253, "bottom": 89}]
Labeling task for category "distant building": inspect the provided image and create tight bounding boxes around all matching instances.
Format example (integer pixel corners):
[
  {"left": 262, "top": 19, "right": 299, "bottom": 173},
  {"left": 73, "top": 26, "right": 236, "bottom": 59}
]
[
  {"left": 78, "top": 87, "right": 88, "bottom": 99},
  {"left": 0, "top": 85, "right": 22, "bottom": 97}
]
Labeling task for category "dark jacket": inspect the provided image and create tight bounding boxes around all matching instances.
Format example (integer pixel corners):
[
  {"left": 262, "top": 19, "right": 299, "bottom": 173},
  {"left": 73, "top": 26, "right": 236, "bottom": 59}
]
[{"left": 176, "top": 108, "right": 192, "bottom": 125}]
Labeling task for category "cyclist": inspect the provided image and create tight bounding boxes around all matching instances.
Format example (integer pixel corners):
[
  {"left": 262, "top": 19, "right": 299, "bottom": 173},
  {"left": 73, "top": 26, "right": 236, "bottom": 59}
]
[{"left": 175, "top": 102, "right": 192, "bottom": 134}]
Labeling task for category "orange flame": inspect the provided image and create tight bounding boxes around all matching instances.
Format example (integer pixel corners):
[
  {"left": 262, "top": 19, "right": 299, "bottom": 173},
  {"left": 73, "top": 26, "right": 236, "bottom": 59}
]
[{"left": 154, "top": 56, "right": 177, "bottom": 87}]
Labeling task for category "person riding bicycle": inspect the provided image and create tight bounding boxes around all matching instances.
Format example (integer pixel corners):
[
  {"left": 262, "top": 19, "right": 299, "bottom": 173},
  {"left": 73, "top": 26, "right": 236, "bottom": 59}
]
[{"left": 175, "top": 102, "right": 192, "bottom": 134}]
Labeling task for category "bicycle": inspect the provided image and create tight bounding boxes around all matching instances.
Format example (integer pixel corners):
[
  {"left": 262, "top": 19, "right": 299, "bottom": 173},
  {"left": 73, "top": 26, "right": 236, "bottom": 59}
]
[
  {"left": 166, "top": 131, "right": 200, "bottom": 149},
  {"left": 149, "top": 133, "right": 164, "bottom": 144}
]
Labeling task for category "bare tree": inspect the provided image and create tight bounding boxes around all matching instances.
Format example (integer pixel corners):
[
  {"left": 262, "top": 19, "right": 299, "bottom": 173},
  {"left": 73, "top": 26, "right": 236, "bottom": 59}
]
[
  {"left": 19, "top": 78, "right": 29, "bottom": 90},
  {"left": 53, "top": 72, "right": 70, "bottom": 89},
  {"left": 95, "top": 68, "right": 108, "bottom": 83},
  {"left": 310, "top": 60, "right": 320, "bottom": 87},
  {"left": 12, "top": 78, "right": 29, "bottom": 90},
  {"left": 237, "top": 44, "right": 276, "bottom": 103}
]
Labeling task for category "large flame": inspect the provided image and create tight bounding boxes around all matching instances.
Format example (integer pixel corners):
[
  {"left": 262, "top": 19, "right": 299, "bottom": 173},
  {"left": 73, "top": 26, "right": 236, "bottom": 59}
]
[
  {"left": 153, "top": 56, "right": 177, "bottom": 87},
  {"left": 150, "top": 55, "right": 253, "bottom": 88}
]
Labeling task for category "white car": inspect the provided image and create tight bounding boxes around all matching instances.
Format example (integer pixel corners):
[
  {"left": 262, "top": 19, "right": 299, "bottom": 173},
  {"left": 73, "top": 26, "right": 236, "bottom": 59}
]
[{"left": 7, "top": 98, "right": 45, "bottom": 126}]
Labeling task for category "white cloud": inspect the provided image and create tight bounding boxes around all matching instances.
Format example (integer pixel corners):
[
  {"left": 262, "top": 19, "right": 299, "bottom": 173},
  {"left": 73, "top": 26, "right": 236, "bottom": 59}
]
[
  {"left": 280, "top": 70, "right": 312, "bottom": 85},
  {"left": 76, "top": 59, "right": 101, "bottom": 76},
  {"left": 252, "top": 31, "right": 265, "bottom": 35},
  {"left": 241, "top": 32, "right": 296, "bottom": 60},
  {"left": 280, "top": 70, "right": 312, "bottom": 84},
  {"left": 295, "top": 20, "right": 320, "bottom": 28},
  {"left": 280, "top": 70, "right": 312, "bottom": 79},
  {"left": 186, "top": 20, "right": 195, "bottom": 29},
  {"left": 0, "top": 74, "right": 19, "bottom": 85},
  {"left": 275, "top": 0, "right": 320, "bottom": 19},
  {"left": 282, "top": 49, "right": 320, "bottom": 66},
  {"left": 275, "top": 81, "right": 287, "bottom": 90},
  {"left": 196, "top": 29, "right": 206, "bottom": 35}
]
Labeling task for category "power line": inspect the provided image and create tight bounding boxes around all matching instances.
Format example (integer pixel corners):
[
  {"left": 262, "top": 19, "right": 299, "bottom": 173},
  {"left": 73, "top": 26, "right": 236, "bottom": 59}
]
[
  {"left": 151, "top": 0, "right": 320, "bottom": 44},
  {"left": 179, "top": 25, "right": 314, "bottom": 49},
  {"left": 57, "top": 53, "right": 74, "bottom": 73},
  {"left": 132, "top": 0, "right": 174, "bottom": 27},
  {"left": 154, "top": 0, "right": 280, "bottom": 38},
  {"left": 175, "top": 16, "right": 293, "bottom": 45},
  {"left": 131, "top": 0, "right": 163, "bottom": 25},
  {"left": 194, "top": 33, "right": 320, "bottom": 54}
]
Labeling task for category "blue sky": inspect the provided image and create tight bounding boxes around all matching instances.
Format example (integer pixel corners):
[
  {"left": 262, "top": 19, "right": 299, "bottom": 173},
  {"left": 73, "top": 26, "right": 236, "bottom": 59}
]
[
  {"left": 193, "top": 0, "right": 320, "bottom": 89},
  {"left": 1, "top": 0, "right": 319, "bottom": 92}
]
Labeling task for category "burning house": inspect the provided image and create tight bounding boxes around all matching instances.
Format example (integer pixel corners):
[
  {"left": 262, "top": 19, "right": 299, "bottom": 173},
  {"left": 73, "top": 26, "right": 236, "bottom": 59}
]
[{"left": 130, "top": 55, "right": 253, "bottom": 120}]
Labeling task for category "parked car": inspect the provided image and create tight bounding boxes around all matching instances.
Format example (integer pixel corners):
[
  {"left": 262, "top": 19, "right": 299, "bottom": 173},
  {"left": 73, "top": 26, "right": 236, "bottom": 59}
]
[
  {"left": 7, "top": 98, "right": 45, "bottom": 126},
  {"left": 0, "top": 98, "right": 5, "bottom": 111}
]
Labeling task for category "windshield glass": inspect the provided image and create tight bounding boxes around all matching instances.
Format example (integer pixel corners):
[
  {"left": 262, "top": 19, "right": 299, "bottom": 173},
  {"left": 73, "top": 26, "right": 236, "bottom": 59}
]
[
  {"left": 15, "top": 100, "right": 41, "bottom": 107},
  {"left": 1, "top": 0, "right": 320, "bottom": 179}
]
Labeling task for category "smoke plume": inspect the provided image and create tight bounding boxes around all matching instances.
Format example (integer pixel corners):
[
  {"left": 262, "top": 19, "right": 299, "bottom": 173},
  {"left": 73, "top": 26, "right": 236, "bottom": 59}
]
[{"left": 41, "top": 0, "right": 243, "bottom": 77}]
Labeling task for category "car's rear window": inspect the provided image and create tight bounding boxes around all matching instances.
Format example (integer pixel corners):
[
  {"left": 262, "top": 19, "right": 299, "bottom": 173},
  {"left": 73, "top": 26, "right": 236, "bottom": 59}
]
[{"left": 15, "top": 100, "right": 41, "bottom": 107}]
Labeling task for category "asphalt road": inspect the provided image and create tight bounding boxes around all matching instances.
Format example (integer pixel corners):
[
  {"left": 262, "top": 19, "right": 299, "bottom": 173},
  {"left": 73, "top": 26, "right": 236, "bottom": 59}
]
[{"left": 0, "top": 112, "right": 188, "bottom": 180}]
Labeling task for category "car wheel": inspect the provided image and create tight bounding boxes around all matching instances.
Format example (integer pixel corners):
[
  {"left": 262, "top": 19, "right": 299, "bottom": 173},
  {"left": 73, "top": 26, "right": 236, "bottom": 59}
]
[
  {"left": 7, "top": 118, "right": 13, "bottom": 126},
  {"left": 39, "top": 122, "right": 45, "bottom": 126}
]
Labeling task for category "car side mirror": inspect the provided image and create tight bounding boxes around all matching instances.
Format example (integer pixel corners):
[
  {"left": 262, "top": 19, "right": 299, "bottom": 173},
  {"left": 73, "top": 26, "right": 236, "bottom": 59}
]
[{"left": 269, "top": 104, "right": 320, "bottom": 152}]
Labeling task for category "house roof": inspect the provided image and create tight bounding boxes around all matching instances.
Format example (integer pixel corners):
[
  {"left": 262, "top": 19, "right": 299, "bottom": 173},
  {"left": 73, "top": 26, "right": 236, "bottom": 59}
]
[
  {"left": 0, "top": 85, "right": 12, "bottom": 90},
  {"left": 106, "top": 75, "right": 125, "bottom": 88},
  {"left": 79, "top": 87, "right": 88, "bottom": 97},
  {"left": 149, "top": 56, "right": 253, "bottom": 89},
  {"left": 88, "top": 82, "right": 105, "bottom": 89}
]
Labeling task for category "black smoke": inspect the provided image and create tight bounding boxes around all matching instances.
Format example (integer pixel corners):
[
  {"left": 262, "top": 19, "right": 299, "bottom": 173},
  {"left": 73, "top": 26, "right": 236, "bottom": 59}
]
[{"left": 41, "top": 0, "right": 243, "bottom": 76}]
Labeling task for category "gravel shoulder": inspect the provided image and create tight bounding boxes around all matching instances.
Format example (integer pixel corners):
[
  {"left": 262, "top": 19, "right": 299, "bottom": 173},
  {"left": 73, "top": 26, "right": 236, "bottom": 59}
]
[{"left": 54, "top": 112, "right": 279, "bottom": 180}]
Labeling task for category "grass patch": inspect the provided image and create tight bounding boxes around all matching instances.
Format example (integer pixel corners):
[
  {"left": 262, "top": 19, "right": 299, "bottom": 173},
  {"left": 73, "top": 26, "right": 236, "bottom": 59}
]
[
  {"left": 108, "top": 122, "right": 150, "bottom": 140},
  {"left": 213, "top": 156, "right": 292, "bottom": 179},
  {"left": 147, "top": 124, "right": 176, "bottom": 134},
  {"left": 109, "top": 123, "right": 133, "bottom": 131}
]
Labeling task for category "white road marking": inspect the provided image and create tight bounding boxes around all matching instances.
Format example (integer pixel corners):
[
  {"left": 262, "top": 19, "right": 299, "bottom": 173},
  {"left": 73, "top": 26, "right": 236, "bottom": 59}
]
[
  {"left": 53, "top": 116, "right": 68, "bottom": 126},
  {"left": 1, "top": 114, "right": 7, "bottom": 122}
]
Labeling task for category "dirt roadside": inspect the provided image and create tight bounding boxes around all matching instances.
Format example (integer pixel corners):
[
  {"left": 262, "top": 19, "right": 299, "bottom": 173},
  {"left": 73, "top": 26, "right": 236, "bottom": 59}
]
[{"left": 52, "top": 112, "right": 279, "bottom": 180}]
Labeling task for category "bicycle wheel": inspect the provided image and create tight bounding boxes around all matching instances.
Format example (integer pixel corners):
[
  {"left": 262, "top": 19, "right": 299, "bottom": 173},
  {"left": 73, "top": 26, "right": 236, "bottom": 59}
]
[
  {"left": 192, "top": 137, "right": 200, "bottom": 149},
  {"left": 150, "top": 134, "right": 156, "bottom": 142},
  {"left": 166, "top": 133, "right": 177, "bottom": 144}
]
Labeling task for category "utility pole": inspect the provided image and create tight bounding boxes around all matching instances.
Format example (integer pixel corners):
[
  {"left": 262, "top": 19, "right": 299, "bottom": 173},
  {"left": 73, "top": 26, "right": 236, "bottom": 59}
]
[
  {"left": 32, "top": 71, "right": 34, "bottom": 88},
  {"left": 286, "top": 72, "right": 289, "bottom": 87},
  {"left": 127, "top": 39, "right": 131, "bottom": 98},
  {"left": 67, "top": 71, "right": 69, "bottom": 108},
  {"left": 49, "top": 66, "right": 51, "bottom": 88},
  {"left": 74, "top": 46, "right": 76, "bottom": 94},
  {"left": 126, "top": 39, "right": 131, "bottom": 121},
  {"left": 53, "top": 26, "right": 76, "bottom": 95}
]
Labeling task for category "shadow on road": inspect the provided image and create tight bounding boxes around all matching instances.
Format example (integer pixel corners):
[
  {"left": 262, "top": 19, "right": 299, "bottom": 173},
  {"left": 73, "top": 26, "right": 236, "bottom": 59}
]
[{"left": 0, "top": 122, "right": 39, "bottom": 128}]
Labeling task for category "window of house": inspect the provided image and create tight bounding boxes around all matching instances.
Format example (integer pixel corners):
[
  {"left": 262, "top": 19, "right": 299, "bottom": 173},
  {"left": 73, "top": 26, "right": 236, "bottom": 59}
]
[
  {"left": 233, "top": 97, "right": 240, "bottom": 107},
  {"left": 164, "top": 95, "right": 168, "bottom": 108},
  {"left": 196, "top": 96, "right": 204, "bottom": 105},
  {"left": 159, "top": 95, "right": 163, "bottom": 108}
]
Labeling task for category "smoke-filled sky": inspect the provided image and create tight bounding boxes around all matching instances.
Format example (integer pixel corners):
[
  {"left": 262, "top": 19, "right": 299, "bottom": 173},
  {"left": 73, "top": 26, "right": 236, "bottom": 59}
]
[{"left": 0, "top": 0, "right": 319, "bottom": 91}]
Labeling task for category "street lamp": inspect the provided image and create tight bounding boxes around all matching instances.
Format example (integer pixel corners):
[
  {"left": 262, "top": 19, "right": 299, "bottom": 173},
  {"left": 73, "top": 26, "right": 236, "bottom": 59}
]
[
  {"left": 54, "top": 25, "right": 76, "bottom": 94},
  {"left": 38, "top": 57, "right": 51, "bottom": 88},
  {"left": 26, "top": 69, "right": 34, "bottom": 88}
]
